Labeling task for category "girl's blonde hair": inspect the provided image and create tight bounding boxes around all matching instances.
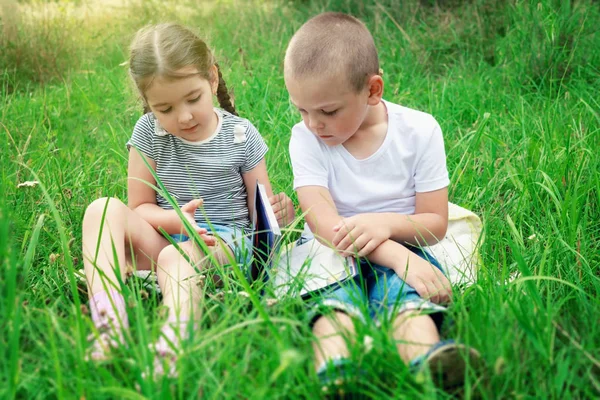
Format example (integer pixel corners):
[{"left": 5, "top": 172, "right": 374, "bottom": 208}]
[{"left": 129, "top": 23, "right": 237, "bottom": 115}]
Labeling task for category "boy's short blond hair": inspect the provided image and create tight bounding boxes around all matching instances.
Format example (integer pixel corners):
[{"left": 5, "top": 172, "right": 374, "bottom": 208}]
[{"left": 284, "top": 12, "right": 379, "bottom": 92}]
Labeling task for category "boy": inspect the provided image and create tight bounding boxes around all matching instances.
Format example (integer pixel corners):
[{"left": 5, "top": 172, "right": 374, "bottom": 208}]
[{"left": 284, "top": 12, "right": 480, "bottom": 393}]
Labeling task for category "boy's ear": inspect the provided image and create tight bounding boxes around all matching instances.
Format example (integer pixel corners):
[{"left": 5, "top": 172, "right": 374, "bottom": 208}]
[{"left": 366, "top": 74, "right": 384, "bottom": 105}]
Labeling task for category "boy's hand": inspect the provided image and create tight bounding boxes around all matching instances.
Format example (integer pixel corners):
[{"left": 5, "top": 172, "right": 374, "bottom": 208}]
[
  {"left": 332, "top": 214, "right": 391, "bottom": 257},
  {"left": 269, "top": 193, "right": 295, "bottom": 227},
  {"left": 400, "top": 259, "right": 452, "bottom": 304},
  {"left": 180, "top": 199, "right": 216, "bottom": 246}
]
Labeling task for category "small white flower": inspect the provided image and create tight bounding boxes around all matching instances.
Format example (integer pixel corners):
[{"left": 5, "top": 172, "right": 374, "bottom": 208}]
[
  {"left": 17, "top": 180, "right": 39, "bottom": 188},
  {"left": 363, "top": 335, "right": 374, "bottom": 353},
  {"left": 266, "top": 298, "right": 278, "bottom": 307},
  {"left": 233, "top": 124, "right": 247, "bottom": 143}
]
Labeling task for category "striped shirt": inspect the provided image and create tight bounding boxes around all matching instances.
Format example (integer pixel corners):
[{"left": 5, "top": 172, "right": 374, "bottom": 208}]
[{"left": 127, "top": 109, "right": 268, "bottom": 230}]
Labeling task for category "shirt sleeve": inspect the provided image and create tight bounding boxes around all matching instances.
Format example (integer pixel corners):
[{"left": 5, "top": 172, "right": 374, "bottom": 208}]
[
  {"left": 414, "top": 120, "right": 450, "bottom": 192},
  {"left": 289, "top": 124, "right": 329, "bottom": 189},
  {"left": 241, "top": 120, "right": 268, "bottom": 173},
  {"left": 126, "top": 114, "right": 155, "bottom": 160}
]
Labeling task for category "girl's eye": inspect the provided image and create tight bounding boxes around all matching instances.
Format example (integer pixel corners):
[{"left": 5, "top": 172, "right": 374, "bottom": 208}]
[
  {"left": 322, "top": 109, "right": 338, "bottom": 116},
  {"left": 189, "top": 95, "right": 201, "bottom": 103},
  {"left": 159, "top": 107, "right": 172, "bottom": 114},
  {"left": 298, "top": 108, "right": 307, "bottom": 114}
]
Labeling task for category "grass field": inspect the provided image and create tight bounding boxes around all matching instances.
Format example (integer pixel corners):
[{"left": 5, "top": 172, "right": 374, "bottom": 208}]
[{"left": 1, "top": 0, "right": 599, "bottom": 398}]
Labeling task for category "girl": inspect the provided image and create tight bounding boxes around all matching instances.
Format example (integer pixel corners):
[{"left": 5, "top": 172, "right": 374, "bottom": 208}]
[{"left": 81, "top": 22, "right": 294, "bottom": 377}]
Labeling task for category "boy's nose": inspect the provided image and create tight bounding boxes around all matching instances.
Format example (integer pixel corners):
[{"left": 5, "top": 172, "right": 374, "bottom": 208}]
[{"left": 308, "top": 116, "right": 323, "bottom": 131}]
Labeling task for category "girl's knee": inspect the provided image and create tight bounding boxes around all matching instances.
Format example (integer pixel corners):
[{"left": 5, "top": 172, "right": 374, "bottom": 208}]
[
  {"left": 84, "top": 197, "right": 127, "bottom": 222},
  {"left": 157, "top": 242, "right": 204, "bottom": 266}
]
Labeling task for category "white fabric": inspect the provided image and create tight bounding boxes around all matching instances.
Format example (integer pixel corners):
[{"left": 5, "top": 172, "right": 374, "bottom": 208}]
[
  {"left": 425, "top": 202, "right": 483, "bottom": 286},
  {"left": 289, "top": 100, "right": 450, "bottom": 217}
]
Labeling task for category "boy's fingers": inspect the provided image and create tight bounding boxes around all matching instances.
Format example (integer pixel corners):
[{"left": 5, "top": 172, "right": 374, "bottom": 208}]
[
  {"left": 357, "top": 240, "right": 376, "bottom": 257},
  {"left": 427, "top": 281, "right": 440, "bottom": 304}
]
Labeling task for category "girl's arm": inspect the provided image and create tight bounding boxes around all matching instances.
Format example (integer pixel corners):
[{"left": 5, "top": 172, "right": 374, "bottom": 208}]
[
  {"left": 242, "top": 159, "right": 295, "bottom": 227},
  {"left": 128, "top": 149, "right": 208, "bottom": 236}
]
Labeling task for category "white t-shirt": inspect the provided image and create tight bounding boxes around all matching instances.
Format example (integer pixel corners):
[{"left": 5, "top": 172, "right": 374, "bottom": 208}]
[{"left": 289, "top": 100, "right": 449, "bottom": 217}]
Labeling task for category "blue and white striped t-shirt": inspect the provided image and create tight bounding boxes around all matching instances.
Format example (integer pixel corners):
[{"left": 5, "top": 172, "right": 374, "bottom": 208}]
[{"left": 127, "top": 109, "right": 268, "bottom": 231}]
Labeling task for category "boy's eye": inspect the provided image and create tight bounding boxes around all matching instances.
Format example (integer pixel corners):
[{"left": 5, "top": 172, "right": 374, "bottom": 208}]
[
  {"left": 189, "top": 95, "right": 201, "bottom": 103},
  {"left": 158, "top": 107, "right": 172, "bottom": 114},
  {"left": 297, "top": 108, "right": 307, "bottom": 114},
  {"left": 322, "top": 109, "right": 338, "bottom": 116}
]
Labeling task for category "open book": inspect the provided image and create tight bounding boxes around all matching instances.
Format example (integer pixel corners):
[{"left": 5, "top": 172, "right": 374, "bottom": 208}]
[
  {"left": 250, "top": 181, "right": 359, "bottom": 298},
  {"left": 250, "top": 181, "right": 281, "bottom": 282}
]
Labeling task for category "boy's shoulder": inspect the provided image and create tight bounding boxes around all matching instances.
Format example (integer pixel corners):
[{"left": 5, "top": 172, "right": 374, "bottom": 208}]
[{"left": 383, "top": 100, "right": 439, "bottom": 133}]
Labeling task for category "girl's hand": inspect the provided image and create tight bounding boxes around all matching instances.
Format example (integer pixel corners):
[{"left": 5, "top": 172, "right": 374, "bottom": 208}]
[
  {"left": 332, "top": 214, "right": 391, "bottom": 257},
  {"left": 180, "top": 199, "right": 216, "bottom": 246},
  {"left": 268, "top": 193, "right": 295, "bottom": 227}
]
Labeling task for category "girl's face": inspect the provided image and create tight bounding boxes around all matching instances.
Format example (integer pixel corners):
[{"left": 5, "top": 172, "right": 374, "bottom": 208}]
[{"left": 145, "top": 66, "right": 218, "bottom": 142}]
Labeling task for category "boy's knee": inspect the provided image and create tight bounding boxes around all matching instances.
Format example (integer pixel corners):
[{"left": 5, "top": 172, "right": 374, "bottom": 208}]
[{"left": 312, "top": 311, "right": 354, "bottom": 336}]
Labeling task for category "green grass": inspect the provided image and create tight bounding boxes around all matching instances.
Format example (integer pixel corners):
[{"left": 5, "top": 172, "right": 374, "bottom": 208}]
[{"left": 1, "top": 0, "right": 599, "bottom": 398}]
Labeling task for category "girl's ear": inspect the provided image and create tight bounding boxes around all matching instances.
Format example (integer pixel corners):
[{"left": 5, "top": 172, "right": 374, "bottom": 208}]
[
  {"left": 366, "top": 74, "right": 384, "bottom": 105},
  {"left": 210, "top": 65, "right": 219, "bottom": 95}
]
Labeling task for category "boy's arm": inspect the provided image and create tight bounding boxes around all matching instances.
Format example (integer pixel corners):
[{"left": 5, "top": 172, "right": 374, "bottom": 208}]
[
  {"left": 298, "top": 185, "right": 451, "bottom": 304},
  {"left": 332, "top": 187, "right": 448, "bottom": 254},
  {"left": 296, "top": 185, "right": 343, "bottom": 245}
]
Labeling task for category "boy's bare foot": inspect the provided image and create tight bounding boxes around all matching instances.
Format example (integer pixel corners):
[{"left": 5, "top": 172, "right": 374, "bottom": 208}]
[{"left": 317, "top": 356, "right": 365, "bottom": 399}]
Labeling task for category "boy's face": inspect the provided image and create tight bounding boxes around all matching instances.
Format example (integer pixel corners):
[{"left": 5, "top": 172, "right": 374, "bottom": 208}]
[{"left": 285, "top": 74, "right": 371, "bottom": 146}]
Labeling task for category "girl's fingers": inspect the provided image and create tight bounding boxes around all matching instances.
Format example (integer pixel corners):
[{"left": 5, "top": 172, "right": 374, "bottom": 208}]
[
  {"left": 181, "top": 198, "right": 203, "bottom": 213},
  {"left": 200, "top": 234, "right": 216, "bottom": 246}
]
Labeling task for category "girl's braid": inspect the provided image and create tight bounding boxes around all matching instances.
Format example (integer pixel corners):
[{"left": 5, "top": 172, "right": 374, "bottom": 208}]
[{"left": 215, "top": 63, "right": 238, "bottom": 116}]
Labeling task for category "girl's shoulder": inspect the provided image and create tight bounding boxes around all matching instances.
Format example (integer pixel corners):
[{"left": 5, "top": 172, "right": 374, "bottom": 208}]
[
  {"left": 217, "top": 109, "right": 262, "bottom": 139},
  {"left": 132, "top": 112, "right": 156, "bottom": 134},
  {"left": 219, "top": 109, "right": 251, "bottom": 129}
]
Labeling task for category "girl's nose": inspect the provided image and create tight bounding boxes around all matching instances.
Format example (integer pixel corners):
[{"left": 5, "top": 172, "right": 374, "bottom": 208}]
[{"left": 178, "top": 110, "right": 193, "bottom": 124}]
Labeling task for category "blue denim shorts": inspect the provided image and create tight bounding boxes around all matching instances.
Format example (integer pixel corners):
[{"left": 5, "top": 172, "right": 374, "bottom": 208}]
[
  {"left": 170, "top": 223, "right": 253, "bottom": 265},
  {"left": 309, "top": 246, "right": 447, "bottom": 326}
]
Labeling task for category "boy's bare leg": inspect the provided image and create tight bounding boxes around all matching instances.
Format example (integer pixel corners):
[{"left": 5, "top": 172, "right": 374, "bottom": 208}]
[
  {"left": 392, "top": 310, "right": 440, "bottom": 363},
  {"left": 312, "top": 311, "right": 356, "bottom": 370}
]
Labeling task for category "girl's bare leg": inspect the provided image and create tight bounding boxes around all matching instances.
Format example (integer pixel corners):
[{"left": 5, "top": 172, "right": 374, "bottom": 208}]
[
  {"left": 157, "top": 241, "right": 233, "bottom": 346},
  {"left": 81, "top": 197, "right": 169, "bottom": 359},
  {"left": 152, "top": 240, "right": 233, "bottom": 376}
]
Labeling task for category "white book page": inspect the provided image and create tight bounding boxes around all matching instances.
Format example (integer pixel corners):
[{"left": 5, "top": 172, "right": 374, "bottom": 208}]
[{"left": 272, "top": 239, "right": 357, "bottom": 297}]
